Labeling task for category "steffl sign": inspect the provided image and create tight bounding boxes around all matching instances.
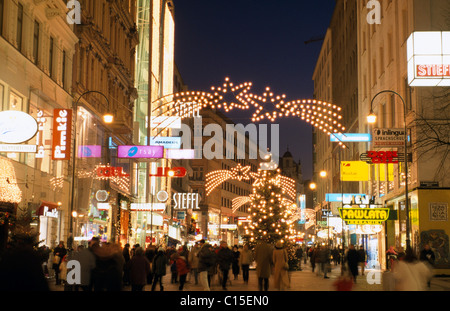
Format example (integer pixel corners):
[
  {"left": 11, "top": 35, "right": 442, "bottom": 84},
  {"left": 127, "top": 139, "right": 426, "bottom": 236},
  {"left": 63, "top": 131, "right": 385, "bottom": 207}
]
[
  {"left": 407, "top": 31, "right": 450, "bottom": 87},
  {"left": 173, "top": 193, "right": 200, "bottom": 210}
]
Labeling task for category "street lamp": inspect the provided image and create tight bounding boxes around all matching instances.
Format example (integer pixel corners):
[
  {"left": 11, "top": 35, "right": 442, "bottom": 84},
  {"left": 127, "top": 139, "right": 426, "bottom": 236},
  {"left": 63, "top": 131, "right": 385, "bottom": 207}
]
[
  {"left": 367, "top": 90, "right": 411, "bottom": 251},
  {"left": 69, "top": 90, "right": 113, "bottom": 243}
]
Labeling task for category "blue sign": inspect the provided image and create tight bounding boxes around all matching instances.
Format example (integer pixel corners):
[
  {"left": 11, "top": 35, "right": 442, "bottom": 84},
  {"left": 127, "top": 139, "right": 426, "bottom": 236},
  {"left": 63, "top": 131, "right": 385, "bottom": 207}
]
[
  {"left": 326, "top": 193, "right": 368, "bottom": 203},
  {"left": 330, "top": 133, "right": 371, "bottom": 142}
]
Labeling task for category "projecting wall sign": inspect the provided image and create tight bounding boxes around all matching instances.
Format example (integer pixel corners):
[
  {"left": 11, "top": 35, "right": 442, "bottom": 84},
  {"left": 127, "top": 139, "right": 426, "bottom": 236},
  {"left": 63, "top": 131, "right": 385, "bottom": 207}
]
[
  {"left": 372, "top": 128, "right": 406, "bottom": 147},
  {"left": 173, "top": 193, "right": 200, "bottom": 210},
  {"left": 52, "top": 109, "right": 72, "bottom": 160},
  {"left": 118, "top": 145, "right": 164, "bottom": 159},
  {"left": 339, "top": 207, "right": 390, "bottom": 225},
  {"left": 150, "top": 167, "right": 187, "bottom": 178},
  {"left": 0, "top": 111, "right": 38, "bottom": 144}
]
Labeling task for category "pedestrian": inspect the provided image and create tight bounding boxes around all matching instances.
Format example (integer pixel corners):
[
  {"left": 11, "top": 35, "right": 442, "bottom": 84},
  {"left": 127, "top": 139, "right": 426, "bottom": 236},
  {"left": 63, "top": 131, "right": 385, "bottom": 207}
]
[
  {"left": 357, "top": 245, "right": 367, "bottom": 275},
  {"left": 145, "top": 244, "right": 157, "bottom": 284},
  {"left": 295, "top": 245, "right": 303, "bottom": 270},
  {"left": 170, "top": 253, "right": 178, "bottom": 284},
  {"left": 122, "top": 243, "right": 131, "bottom": 286},
  {"left": 272, "top": 241, "right": 290, "bottom": 290},
  {"left": 393, "top": 247, "right": 433, "bottom": 291},
  {"left": 198, "top": 240, "right": 216, "bottom": 291},
  {"left": 188, "top": 242, "right": 200, "bottom": 285},
  {"left": 254, "top": 240, "right": 273, "bottom": 291},
  {"left": 386, "top": 245, "right": 398, "bottom": 270},
  {"left": 232, "top": 245, "right": 240, "bottom": 280},
  {"left": 346, "top": 244, "right": 359, "bottom": 283},
  {"left": 152, "top": 247, "right": 168, "bottom": 291},
  {"left": 216, "top": 241, "right": 234, "bottom": 290},
  {"left": 332, "top": 247, "right": 339, "bottom": 266},
  {"left": 175, "top": 249, "right": 189, "bottom": 291},
  {"left": 92, "top": 242, "right": 124, "bottom": 291},
  {"left": 71, "top": 242, "right": 96, "bottom": 291},
  {"left": 59, "top": 255, "right": 69, "bottom": 286},
  {"left": 127, "top": 247, "right": 150, "bottom": 291},
  {"left": 309, "top": 246, "right": 316, "bottom": 272},
  {"left": 314, "top": 246, "right": 323, "bottom": 276},
  {"left": 319, "top": 246, "right": 330, "bottom": 279},
  {"left": 53, "top": 241, "right": 67, "bottom": 285},
  {"left": 419, "top": 244, "right": 435, "bottom": 288},
  {"left": 396, "top": 246, "right": 406, "bottom": 261},
  {"left": 240, "top": 244, "right": 253, "bottom": 284}
]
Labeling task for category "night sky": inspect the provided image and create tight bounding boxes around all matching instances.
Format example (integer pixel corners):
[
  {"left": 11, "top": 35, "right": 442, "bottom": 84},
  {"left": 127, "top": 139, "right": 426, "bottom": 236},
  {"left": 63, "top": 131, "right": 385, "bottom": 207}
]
[{"left": 173, "top": 0, "right": 336, "bottom": 180}]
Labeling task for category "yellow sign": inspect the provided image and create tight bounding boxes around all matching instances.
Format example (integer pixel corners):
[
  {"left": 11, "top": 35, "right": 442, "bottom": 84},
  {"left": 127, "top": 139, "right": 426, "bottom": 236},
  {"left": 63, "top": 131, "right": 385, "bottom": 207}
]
[
  {"left": 339, "top": 208, "right": 390, "bottom": 225},
  {"left": 341, "top": 161, "right": 370, "bottom": 181}
]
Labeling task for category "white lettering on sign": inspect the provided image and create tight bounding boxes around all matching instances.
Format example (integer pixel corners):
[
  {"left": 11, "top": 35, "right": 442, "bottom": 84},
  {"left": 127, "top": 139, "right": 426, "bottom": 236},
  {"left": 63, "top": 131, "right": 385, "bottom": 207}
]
[
  {"left": 52, "top": 109, "right": 72, "bottom": 160},
  {"left": 36, "top": 110, "right": 46, "bottom": 158},
  {"left": 417, "top": 64, "right": 450, "bottom": 77},
  {"left": 43, "top": 206, "right": 59, "bottom": 218},
  {"left": 173, "top": 193, "right": 200, "bottom": 210}
]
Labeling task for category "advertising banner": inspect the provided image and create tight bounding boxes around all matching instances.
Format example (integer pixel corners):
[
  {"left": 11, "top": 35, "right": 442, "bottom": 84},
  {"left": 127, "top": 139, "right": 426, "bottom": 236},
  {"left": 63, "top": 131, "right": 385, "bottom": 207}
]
[
  {"left": 118, "top": 145, "right": 164, "bottom": 159},
  {"left": 340, "top": 161, "right": 370, "bottom": 181}
]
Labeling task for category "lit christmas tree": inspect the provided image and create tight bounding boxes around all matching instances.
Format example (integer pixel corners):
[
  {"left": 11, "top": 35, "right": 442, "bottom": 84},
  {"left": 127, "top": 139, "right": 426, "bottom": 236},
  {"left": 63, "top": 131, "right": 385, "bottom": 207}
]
[{"left": 243, "top": 154, "right": 299, "bottom": 270}]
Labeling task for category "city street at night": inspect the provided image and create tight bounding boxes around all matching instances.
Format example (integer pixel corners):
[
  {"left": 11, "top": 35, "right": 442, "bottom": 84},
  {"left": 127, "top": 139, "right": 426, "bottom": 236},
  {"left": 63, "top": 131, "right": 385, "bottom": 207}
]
[{"left": 1, "top": 0, "right": 450, "bottom": 297}]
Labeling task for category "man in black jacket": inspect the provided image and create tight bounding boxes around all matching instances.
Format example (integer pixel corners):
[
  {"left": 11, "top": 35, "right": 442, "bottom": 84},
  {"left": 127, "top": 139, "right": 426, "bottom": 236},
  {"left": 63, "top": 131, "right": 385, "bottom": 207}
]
[
  {"left": 198, "top": 240, "right": 215, "bottom": 291},
  {"left": 216, "top": 241, "right": 233, "bottom": 290},
  {"left": 346, "top": 244, "right": 359, "bottom": 283}
]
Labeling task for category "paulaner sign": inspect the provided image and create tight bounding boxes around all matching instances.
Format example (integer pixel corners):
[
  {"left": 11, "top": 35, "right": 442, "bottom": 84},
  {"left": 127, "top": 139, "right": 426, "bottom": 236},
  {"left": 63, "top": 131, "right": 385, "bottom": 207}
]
[{"left": 339, "top": 208, "right": 390, "bottom": 225}]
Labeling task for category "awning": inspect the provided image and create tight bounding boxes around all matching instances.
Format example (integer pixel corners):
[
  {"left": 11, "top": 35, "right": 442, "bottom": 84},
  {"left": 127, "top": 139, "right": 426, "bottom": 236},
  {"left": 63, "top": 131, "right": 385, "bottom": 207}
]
[{"left": 37, "top": 201, "right": 59, "bottom": 216}]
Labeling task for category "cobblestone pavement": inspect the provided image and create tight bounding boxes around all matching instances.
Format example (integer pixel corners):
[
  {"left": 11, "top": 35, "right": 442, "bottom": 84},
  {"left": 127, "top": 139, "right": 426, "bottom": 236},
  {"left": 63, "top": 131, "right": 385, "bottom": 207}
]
[{"left": 48, "top": 263, "right": 450, "bottom": 292}]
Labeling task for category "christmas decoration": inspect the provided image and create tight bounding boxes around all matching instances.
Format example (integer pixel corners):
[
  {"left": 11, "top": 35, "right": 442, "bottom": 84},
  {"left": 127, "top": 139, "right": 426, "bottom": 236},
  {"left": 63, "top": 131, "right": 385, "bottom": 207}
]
[{"left": 151, "top": 77, "right": 347, "bottom": 146}]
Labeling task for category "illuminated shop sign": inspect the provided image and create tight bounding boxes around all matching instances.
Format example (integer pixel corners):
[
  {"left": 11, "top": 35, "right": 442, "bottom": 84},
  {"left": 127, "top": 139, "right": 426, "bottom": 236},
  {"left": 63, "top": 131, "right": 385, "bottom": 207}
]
[
  {"left": 407, "top": 31, "right": 450, "bottom": 86},
  {"left": 78, "top": 145, "right": 102, "bottom": 158},
  {"left": 165, "top": 149, "right": 195, "bottom": 159},
  {"left": 372, "top": 128, "right": 406, "bottom": 147},
  {"left": 340, "top": 161, "right": 370, "bottom": 181},
  {"left": 52, "top": 109, "right": 72, "bottom": 160},
  {"left": 150, "top": 116, "right": 182, "bottom": 129},
  {"left": 326, "top": 193, "right": 367, "bottom": 203},
  {"left": 330, "top": 133, "right": 371, "bottom": 142},
  {"left": 360, "top": 151, "right": 401, "bottom": 164},
  {"left": 35, "top": 110, "right": 46, "bottom": 158},
  {"left": 130, "top": 203, "right": 166, "bottom": 212},
  {"left": 117, "top": 145, "right": 164, "bottom": 159},
  {"left": 0, "top": 111, "right": 38, "bottom": 144},
  {"left": 339, "top": 207, "right": 390, "bottom": 225},
  {"left": 173, "top": 193, "right": 200, "bottom": 210},
  {"left": 150, "top": 136, "right": 182, "bottom": 149},
  {"left": 0, "top": 144, "right": 37, "bottom": 153},
  {"left": 96, "top": 166, "right": 129, "bottom": 178},
  {"left": 150, "top": 167, "right": 187, "bottom": 178}
]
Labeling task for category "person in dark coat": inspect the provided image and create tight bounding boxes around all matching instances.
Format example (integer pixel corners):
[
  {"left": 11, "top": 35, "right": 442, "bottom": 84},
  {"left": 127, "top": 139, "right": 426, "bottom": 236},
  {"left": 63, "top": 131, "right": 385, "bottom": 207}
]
[
  {"left": 357, "top": 245, "right": 367, "bottom": 275},
  {"left": 53, "top": 241, "right": 67, "bottom": 285},
  {"left": 231, "top": 245, "right": 240, "bottom": 280},
  {"left": 198, "top": 240, "right": 216, "bottom": 291},
  {"left": 216, "top": 241, "right": 234, "bottom": 290},
  {"left": 254, "top": 240, "right": 273, "bottom": 291},
  {"left": 127, "top": 247, "right": 150, "bottom": 291},
  {"left": 152, "top": 247, "right": 168, "bottom": 291},
  {"left": 122, "top": 243, "right": 131, "bottom": 286},
  {"left": 346, "top": 244, "right": 359, "bottom": 283}
]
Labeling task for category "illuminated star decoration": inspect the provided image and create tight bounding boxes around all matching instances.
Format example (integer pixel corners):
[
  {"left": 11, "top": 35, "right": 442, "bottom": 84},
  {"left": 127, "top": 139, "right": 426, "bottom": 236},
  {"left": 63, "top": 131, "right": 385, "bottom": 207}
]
[
  {"left": 205, "top": 163, "right": 251, "bottom": 196},
  {"left": 151, "top": 77, "right": 347, "bottom": 147}
]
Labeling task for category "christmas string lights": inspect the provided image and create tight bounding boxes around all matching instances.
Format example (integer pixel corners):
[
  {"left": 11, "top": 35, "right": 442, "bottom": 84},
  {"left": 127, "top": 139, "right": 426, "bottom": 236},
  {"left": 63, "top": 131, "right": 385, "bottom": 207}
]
[
  {"left": 151, "top": 77, "right": 347, "bottom": 147},
  {"left": 205, "top": 163, "right": 251, "bottom": 196},
  {"left": 0, "top": 158, "right": 22, "bottom": 203}
]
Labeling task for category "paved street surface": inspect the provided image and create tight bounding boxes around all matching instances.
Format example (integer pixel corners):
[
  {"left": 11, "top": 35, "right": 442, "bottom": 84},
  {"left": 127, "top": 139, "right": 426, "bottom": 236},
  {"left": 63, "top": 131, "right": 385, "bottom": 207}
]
[{"left": 48, "top": 263, "right": 450, "bottom": 292}]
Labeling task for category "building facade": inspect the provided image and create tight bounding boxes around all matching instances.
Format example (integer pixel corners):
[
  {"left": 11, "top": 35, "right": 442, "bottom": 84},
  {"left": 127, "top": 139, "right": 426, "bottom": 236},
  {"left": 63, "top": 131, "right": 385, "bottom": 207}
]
[{"left": 0, "top": 0, "right": 78, "bottom": 250}]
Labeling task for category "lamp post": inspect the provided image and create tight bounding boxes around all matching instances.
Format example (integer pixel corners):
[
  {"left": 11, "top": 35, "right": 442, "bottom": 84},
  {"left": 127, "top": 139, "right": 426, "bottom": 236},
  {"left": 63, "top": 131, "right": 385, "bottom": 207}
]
[
  {"left": 367, "top": 90, "right": 411, "bottom": 251},
  {"left": 69, "top": 91, "right": 113, "bottom": 242},
  {"left": 319, "top": 157, "right": 333, "bottom": 248}
]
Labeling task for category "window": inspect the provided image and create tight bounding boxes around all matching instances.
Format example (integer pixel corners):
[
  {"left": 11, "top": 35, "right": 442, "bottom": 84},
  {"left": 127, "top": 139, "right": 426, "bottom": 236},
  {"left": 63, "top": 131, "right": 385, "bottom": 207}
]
[
  {"left": 0, "top": 0, "right": 4, "bottom": 36},
  {"left": 16, "top": 3, "right": 23, "bottom": 51},
  {"left": 33, "top": 21, "right": 40, "bottom": 65},
  {"left": 49, "top": 37, "right": 54, "bottom": 79},
  {"left": 62, "top": 50, "right": 67, "bottom": 89}
]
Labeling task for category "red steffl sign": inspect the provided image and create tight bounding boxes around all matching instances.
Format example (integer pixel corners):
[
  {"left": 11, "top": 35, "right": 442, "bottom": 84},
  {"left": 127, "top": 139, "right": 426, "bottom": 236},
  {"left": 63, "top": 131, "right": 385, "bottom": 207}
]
[
  {"left": 52, "top": 109, "right": 72, "bottom": 160},
  {"left": 96, "top": 166, "right": 130, "bottom": 178}
]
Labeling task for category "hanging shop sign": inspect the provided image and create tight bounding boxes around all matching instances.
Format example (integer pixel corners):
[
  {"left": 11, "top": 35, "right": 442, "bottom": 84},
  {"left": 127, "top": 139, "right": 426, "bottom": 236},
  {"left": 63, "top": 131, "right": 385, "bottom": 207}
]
[
  {"left": 0, "top": 144, "right": 37, "bottom": 153},
  {"left": 78, "top": 145, "right": 102, "bottom": 158},
  {"left": 35, "top": 110, "right": 46, "bottom": 158},
  {"left": 407, "top": 31, "right": 450, "bottom": 87},
  {"left": 150, "top": 167, "right": 187, "bottom": 178},
  {"left": 330, "top": 133, "right": 371, "bottom": 143},
  {"left": 173, "top": 193, "right": 200, "bottom": 210},
  {"left": 151, "top": 116, "right": 182, "bottom": 129},
  {"left": 96, "top": 166, "right": 130, "bottom": 178},
  {"left": 360, "top": 151, "right": 402, "bottom": 164},
  {"left": 372, "top": 128, "right": 406, "bottom": 147},
  {"left": 165, "top": 149, "right": 195, "bottom": 159},
  {"left": 0, "top": 111, "right": 38, "bottom": 144},
  {"left": 150, "top": 136, "right": 182, "bottom": 149},
  {"left": 52, "top": 109, "right": 73, "bottom": 160},
  {"left": 117, "top": 145, "right": 164, "bottom": 159},
  {"left": 340, "top": 161, "right": 370, "bottom": 181},
  {"left": 130, "top": 203, "right": 166, "bottom": 212},
  {"left": 339, "top": 207, "right": 390, "bottom": 225}
]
